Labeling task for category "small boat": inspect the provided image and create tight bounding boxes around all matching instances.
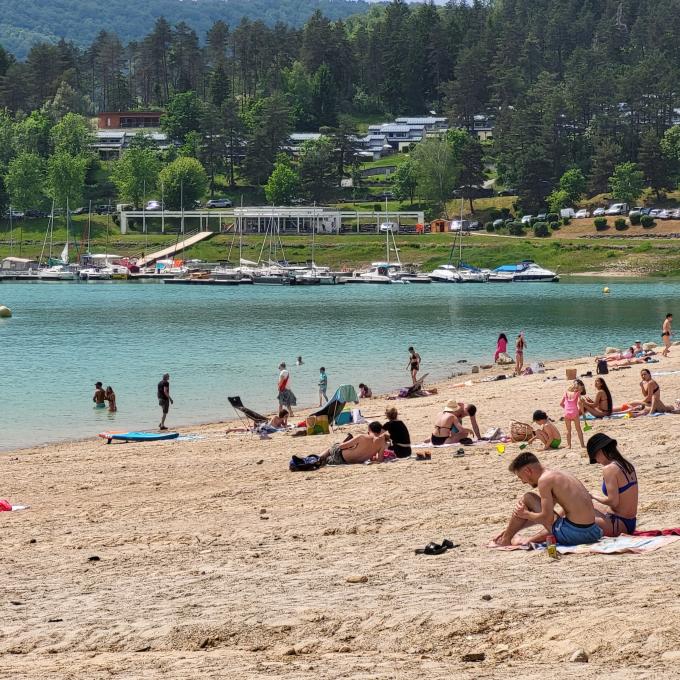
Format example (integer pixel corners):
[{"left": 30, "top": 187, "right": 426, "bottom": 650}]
[
  {"left": 79, "top": 267, "right": 112, "bottom": 281},
  {"left": 429, "top": 264, "right": 462, "bottom": 283},
  {"left": 343, "top": 262, "right": 401, "bottom": 284},
  {"left": 38, "top": 265, "right": 78, "bottom": 281},
  {"left": 488, "top": 260, "right": 559, "bottom": 282}
]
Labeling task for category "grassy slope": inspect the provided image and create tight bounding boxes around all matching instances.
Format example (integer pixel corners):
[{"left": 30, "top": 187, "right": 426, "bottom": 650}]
[{"left": 3, "top": 216, "right": 680, "bottom": 275}]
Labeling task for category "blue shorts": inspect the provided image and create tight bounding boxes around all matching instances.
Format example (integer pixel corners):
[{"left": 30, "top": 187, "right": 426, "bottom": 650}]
[
  {"left": 552, "top": 517, "right": 603, "bottom": 546},
  {"left": 94, "top": 403, "right": 106, "bottom": 409}
]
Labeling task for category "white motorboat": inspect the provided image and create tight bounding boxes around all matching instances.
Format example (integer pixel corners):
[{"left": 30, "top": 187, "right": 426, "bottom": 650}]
[
  {"left": 38, "top": 265, "right": 78, "bottom": 281},
  {"left": 429, "top": 264, "right": 463, "bottom": 283},
  {"left": 101, "top": 265, "right": 129, "bottom": 279},
  {"left": 344, "top": 262, "right": 402, "bottom": 284},
  {"left": 488, "top": 260, "right": 559, "bottom": 282},
  {"left": 79, "top": 267, "right": 112, "bottom": 281}
]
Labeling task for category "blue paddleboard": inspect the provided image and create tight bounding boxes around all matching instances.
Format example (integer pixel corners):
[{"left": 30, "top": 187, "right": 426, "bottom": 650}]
[{"left": 99, "top": 431, "right": 179, "bottom": 443}]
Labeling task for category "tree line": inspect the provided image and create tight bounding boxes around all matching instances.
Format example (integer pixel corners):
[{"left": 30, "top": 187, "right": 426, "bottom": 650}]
[{"left": 3, "top": 1, "right": 680, "bottom": 215}]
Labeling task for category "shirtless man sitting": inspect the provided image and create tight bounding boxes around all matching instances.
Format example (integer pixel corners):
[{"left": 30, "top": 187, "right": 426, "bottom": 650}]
[
  {"left": 493, "top": 451, "right": 603, "bottom": 547},
  {"left": 429, "top": 400, "right": 480, "bottom": 445},
  {"left": 319, "top": 422, "right": 386, "bottom": 465}
]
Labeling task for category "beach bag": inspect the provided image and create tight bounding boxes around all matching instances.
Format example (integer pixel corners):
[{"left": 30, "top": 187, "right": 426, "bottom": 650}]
[
  {"left": 335, "top": 410, "right": 352, "bottom": 426},
  {"left": 596, "top": 358, "right": 609, "bottom": 375},
  {"left": 510, "top": 421, "right": 534, "bottom": 443},
  {"left": 289, "top": 455, "right": 322, "bottom": 472},
  {"left": 306, "top": 415, "right": 329, "bottom": 435}
]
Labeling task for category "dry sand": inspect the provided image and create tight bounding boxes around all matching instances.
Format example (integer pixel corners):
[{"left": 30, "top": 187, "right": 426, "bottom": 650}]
[{"left": 3, "top": 352, "right": 680, "bottom": 678}]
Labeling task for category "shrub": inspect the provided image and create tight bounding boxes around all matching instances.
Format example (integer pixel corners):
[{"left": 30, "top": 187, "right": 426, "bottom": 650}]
[
  {"left": 485, "top": 221, "right": 494, "bottom": 232},
  {"left": 549, "top": 221, "right": 560, "bottom": 231},
  {"left": 374, "top": 204, "right": 382, "bottom": 212},
  {"left": 504, "top": 218, "right": 515, "bottom": 228},
  {"left": 640, "top": 214, "right": 655, "bottom": 228},
  {"left": 508, "top": 221, "right": 525, "bottom": 236},
  {"left": 546, "top": 212, "right": 559, "bottom": 223},
  {"left": 614, "top": 218, "right": 628, "bottom": 231},
  {"left": 561, "top": 217, "right": 571, "bottom": 226},
  {"left": 594, "top": 217, "right": 608, "bottom": 231},
  {"left": 629, "top": 211, "right": 641, "bottom": 225},
  {"left": 533, "top": 221, "right": 550, "bottom": 237}
]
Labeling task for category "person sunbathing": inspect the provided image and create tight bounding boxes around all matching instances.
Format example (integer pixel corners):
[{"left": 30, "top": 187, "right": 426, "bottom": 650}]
[
  {"left": 428, "top": 400, "right": 478, "bottom": 445},
  {"left": 629, "top": 368, "right": 678, "bottom": 414},
  {"left": 269, "top": 409, "right": 289, "bottom": 429},
  {"left": 493, "top": 452, "right": 603, "bottom": 547},
  {"left": 604, "top": 347, "right": 634, "bottom": 362},
  {"left": 587, "top": 433, "right": 638, "bottom": 536},
  {"left": 581, "top": 377, "right": 613, "bottom": 418},
  {"left": 318, "top": 422, "right": 386, "bottom": 465}
]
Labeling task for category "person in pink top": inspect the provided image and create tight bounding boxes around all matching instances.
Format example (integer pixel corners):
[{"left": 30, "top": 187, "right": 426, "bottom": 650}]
[
  {"left": 560, "top": 380, "right": 585, "bottom": 449},
  {"left": 494, "top": 333, "right": 508, "bottom": 363}
]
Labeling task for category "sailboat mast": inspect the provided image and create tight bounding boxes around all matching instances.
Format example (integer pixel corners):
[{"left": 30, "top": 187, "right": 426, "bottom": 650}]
[{"left": 459, "top": 196, "right": 464, "bottom": 265}]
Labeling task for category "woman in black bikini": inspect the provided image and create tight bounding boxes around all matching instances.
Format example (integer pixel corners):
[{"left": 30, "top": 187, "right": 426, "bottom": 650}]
[{"left": 407, "top": 346, "right": 421, "bottom": 385}]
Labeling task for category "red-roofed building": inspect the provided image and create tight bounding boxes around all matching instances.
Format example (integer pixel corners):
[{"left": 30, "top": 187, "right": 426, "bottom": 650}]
[{"left": 97, "top": 111, "right": 163, "bottom": 129}]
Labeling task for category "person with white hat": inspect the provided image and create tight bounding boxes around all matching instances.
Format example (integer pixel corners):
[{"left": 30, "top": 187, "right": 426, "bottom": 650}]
[{"left": 428, "top": 399, "right": 479, "bottom": 445}]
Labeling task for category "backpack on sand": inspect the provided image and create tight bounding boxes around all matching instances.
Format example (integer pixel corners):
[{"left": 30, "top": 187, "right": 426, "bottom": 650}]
[
  {"left": 596, "top": 358, "right": 609, "bottom": 375},
  {"left": 289, "top": 455, "right": 322, "bottom": 472}
]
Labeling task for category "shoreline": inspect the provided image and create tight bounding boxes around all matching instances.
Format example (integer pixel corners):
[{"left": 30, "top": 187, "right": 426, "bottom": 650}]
[{"left": 1, "top": 346, "right": 646, "bottom": 456}]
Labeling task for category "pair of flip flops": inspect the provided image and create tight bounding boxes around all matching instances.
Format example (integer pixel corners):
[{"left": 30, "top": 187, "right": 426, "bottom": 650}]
[{"left": 415, "top": 538, "right": 459, "bottom": 555}]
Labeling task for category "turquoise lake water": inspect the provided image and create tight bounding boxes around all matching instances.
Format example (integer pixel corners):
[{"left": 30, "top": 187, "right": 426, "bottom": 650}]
[{"left": 0, "top": 279, "right": 678, "bottom": 450}]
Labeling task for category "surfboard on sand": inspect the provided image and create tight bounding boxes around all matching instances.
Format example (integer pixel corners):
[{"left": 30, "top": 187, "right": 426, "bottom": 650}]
[{"left": 98, "top": 431, "right": 180, "bottom": 443}]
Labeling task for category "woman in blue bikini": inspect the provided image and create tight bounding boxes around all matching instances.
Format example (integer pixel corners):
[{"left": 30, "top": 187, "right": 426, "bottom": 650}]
[{"left": 587, "top": 433, "right": 638, "bottom": 536}]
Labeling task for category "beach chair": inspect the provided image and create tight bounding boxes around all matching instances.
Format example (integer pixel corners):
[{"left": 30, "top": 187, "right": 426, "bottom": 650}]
[
  {"left": 309, "top": 384, "right": 358, "bottom": 429},
  {"left": 404, "top": 372, "right": 429, "bottom": 398},
  {"left": 228, "top": 396, "right": 268, "bottom": 432}
]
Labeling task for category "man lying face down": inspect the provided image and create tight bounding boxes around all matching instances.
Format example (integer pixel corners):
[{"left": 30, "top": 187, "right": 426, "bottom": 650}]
[
  {"left": 319, "top": 422, "right": 387, "bottom": 466},
  {"left": 493, "top": 452, "right": 603, "bottom": 547}
]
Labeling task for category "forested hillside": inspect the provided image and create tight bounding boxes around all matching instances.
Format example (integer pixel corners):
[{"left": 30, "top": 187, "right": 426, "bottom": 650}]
[
  {"left": 0, "top": 0, "right": 370, "bottom": 58},
  {"left": 2, "top": 0, "right": 680, "bottom": 218}
]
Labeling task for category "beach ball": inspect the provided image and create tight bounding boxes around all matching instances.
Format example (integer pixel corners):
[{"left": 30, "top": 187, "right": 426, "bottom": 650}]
[
  {"left": 0, "top": 305, "right": 11, "bottom": 318},
  {"left": 496, "top": 444, "right": 505, "bottom": 455}
]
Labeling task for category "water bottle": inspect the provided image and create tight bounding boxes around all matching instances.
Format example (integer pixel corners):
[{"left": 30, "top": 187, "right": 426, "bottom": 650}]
[{"left": 546, "top": 534, "right": 558, "bottom": 559}]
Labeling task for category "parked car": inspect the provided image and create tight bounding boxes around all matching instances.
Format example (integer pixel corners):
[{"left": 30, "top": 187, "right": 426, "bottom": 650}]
[
  {"left": 560, "top": 208, "right": 577, "bottom": 219},
  {"left": 3, "top": 209, "right": 24, "bottom": 219},
  {"left": 468, "top": 220, "right": 482, "bottom": 231},
  {"left": 70, "top": 206, "right": 87, "bottom": 215},
  {"left": 658, "top": 209, "right": 671, "bottom": 220},
  {"left": 649, "top": 209, "right": 661, "bottom": 218},
  {"left": 671, "top": 209, "right": 680, "bottom": 219},
  {"left": 145, "top": 200, "right": 164, "bottom": 211},
  {"left": 26, "top": 209, "right": 49, "bottom": 218},
  {"left": 575, "top": 209, "right": 590, "bottom": 219},
  {"left": 492, "top": 218, "right": 505, "bottom": 229},
  {"left": 498, "top": 188, "right": 517, "bottom": 196},
  {"left": 205, "top": 198, "right": 233, "bottom": 208},
  {"left": 592, "top": 207, "right": 606, "bottom": 217},
  {"left": 95, "top": 204, "right": 115, "bottom": 215},
  {"left": 520, "top": 215, "right": 533, "bottom": 224},
  {"left": 535, "top": 213, "right": 547, "bottom": 221},
  {"left": 604, "top": 203, "right": 628, "bottom": 215},
  {"left": 450, "top": 219, "right": 470, "bottom": 232},
  {"left": 376, "top": 191, "right": 395, "bottom": 201}
]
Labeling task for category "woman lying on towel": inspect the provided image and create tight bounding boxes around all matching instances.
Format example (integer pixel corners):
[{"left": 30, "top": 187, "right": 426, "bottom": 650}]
[{"left": 587, "top": 433, "right": 638, "bottom": 536}]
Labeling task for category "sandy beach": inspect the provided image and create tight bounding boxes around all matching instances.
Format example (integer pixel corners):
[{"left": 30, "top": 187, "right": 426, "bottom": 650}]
[{"left": 2, "top": 351, "right": 680, "bottom": 678}]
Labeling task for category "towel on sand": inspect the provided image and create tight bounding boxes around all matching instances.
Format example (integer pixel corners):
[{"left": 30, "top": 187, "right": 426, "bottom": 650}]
[
  {"left": 488, "top": 534, "right": 680, "bottom": 555},
  {"left": 0, "top": 500, "right": 29, "bottom": 512}
]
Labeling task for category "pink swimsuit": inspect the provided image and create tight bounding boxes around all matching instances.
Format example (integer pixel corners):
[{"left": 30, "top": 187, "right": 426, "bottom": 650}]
[{"left": 562, "top": 391, "right": 580, "bottom": 419}]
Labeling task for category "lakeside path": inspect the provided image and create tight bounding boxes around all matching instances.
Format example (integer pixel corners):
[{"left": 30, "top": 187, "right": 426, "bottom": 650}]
[{"left": 2, "top": 353, "right": 680, "bottom": 678}]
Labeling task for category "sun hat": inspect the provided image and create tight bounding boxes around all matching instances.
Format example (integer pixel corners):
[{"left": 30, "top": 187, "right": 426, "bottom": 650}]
[
  {"left": 586, "top": 433, "right": 617, "bottom": 463},
  {"left": 443, "top": 399, "right": 458, "bottom": 413}
]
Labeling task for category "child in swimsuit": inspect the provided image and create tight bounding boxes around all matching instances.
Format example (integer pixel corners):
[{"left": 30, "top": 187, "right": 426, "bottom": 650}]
[
  {"left": 531, "top": 410, "right": 561, "bottom": 450},
  {"left": 560, "top": 381, "right": 585, "bottom": 449}
]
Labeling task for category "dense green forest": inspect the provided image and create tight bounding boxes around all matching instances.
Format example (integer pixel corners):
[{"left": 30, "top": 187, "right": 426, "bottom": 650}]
[
  {"left": 0, "top": 0, "right": 370, "bottom": 59},
  {"left": 2, "top": 0, "right": 680, "bottom": 219}
]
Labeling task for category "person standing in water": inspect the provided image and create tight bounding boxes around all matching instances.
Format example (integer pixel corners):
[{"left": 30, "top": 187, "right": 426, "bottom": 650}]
[
  {"left": 661, "top": 313, "right": 672, "bottom": 357},
  {"left": 93, "top": 382, "right": 106, "bottom": 409},
  {"left": 105, "top": 386, "right": 117, "bottom": 412},
  {"left": 158, "top": 373, "right": 173, "bottom": 430},
  {"left": 407, "top": 346, "right": 421, "bottom": 385},
  {"left": 515, "top": 332, "right": 526, "bottom": 375}
]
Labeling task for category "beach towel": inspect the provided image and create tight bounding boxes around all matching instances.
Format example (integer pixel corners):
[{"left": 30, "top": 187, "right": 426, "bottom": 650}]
[
  {"left": 0, "top": 500, "right": 29, "bottom": 512},
  {"left": 289, "top": 455, "right": 322, "bottom": 472},
  {"left": 488, "top": 535, "right": 680, "bottom": 554},
  {"left": 634, "top": 528, "right": 680, "bottom": 537}
]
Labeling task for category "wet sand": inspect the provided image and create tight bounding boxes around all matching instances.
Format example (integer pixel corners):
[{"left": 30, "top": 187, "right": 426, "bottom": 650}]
[{"left": 2, "top": 351, "right": 680, "bottom": 678}]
